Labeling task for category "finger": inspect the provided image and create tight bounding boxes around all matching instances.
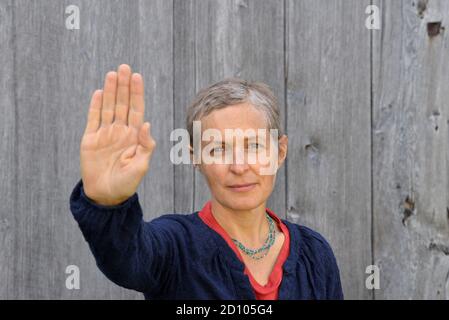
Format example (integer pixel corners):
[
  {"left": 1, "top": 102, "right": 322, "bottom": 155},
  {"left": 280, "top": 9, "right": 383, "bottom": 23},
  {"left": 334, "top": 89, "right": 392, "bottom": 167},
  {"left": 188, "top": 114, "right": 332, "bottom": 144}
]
[
  {"left": 84, "top": 89, "right": 103, "bottom": 134},
  {"left": 101, "top": 71, "right": 118, "bottom": 126},
  {"left": 114, "top": 64, "right": 132, "bottom": 125},
  {"left": 128, "top": 73, "right": 145, "bottom": 129}
]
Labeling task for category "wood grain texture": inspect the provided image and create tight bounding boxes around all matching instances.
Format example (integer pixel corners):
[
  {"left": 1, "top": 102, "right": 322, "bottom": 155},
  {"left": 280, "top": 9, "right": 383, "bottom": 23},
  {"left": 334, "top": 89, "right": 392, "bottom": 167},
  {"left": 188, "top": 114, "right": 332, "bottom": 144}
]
[
  {"left": 285, "top": 0, "right": 372, "bottom": 299},
  {"left": 1, "top": 0, "right": 448, "bottom": 300},
  {"left": 173, "top": 0, "right": 196, "bottom": 214},
  {"left": 192, "top": 0, "right": 287, "bottom": 217},
  {"left": 0, "top": 0, "right": 15, "bottom": 300},
  {"left": 372, "top": 0, "right": 449, "bottom": 299},
  {"left": 5, "top": 0, "right": 173, "bottom": 299}
]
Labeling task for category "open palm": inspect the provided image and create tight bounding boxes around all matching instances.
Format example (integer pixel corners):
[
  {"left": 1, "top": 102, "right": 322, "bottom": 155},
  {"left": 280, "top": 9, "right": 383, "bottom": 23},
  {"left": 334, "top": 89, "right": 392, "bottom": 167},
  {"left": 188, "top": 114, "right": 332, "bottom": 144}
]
[{"left": 80, "top": 64, "right": 156, "bottom": 206}]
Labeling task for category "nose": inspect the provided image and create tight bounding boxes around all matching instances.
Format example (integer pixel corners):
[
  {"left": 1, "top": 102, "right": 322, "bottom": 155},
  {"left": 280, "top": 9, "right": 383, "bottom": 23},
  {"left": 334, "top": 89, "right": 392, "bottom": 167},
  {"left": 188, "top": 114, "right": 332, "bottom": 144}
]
[
  {"left": 229, "top": 147, "right": 250, "bottom": 174},
  {"left": 229, "top": 162, "right": 250, "bottom": 175}
]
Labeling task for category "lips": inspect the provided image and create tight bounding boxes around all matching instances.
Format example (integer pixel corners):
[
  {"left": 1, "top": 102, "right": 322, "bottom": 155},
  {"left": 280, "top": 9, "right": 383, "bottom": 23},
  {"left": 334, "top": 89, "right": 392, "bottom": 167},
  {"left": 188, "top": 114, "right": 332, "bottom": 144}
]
[{"left": 227, "top": 183, "right": 257, "bottom": 192}]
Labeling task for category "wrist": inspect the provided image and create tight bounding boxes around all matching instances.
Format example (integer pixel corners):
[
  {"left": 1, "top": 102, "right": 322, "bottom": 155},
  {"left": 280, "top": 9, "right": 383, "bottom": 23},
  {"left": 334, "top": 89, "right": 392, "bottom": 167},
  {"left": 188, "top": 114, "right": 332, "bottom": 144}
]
[{"left": 83, "top": 189, "right": 130, "bottom": 207}]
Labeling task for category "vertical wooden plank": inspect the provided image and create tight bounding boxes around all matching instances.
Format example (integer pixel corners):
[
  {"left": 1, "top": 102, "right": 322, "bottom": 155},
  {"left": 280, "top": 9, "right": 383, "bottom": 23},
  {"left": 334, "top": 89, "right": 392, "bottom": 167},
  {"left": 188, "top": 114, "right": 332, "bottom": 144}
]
[
  {"left": 12, "top": 0, "right": 138, "bottom": 300},
  {"left": 10, "top": 0, "right": 173, "bottom": 299},
  {"left": 59, "top": 0, "right": 143, "bottom": 299},
  {"left": 173, "top": 0, "right": 195, "bottom": 214},
  {"left": 138, "top": 0, "right": 175, "bottom": 220},
  {"left": 12, "top": 0, "right": 67, "bottom": 299},
  {"left": 0, "top": 0, "right": 15, "bottom": 299},
  {"left": 286, "top": 0, "right": 372, "bottom": 299},
  {"left": 372, "top": 0, "right": 449, "bottom": 299},
  {"left": 193, "top": 0, "right": 287, "bottom": 217}
]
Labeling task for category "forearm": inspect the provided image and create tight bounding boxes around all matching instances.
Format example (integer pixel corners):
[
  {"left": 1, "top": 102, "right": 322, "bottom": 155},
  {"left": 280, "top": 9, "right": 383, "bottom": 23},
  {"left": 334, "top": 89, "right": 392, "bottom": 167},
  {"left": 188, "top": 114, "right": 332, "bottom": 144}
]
[{"left": 69, "top": 179, "right": 156, "bottom": 292}]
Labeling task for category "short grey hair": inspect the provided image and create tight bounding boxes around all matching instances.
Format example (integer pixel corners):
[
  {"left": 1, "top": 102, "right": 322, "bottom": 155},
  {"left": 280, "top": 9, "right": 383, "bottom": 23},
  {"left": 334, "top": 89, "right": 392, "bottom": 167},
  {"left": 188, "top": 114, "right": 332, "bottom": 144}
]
[{"left": 186, "top": 77, "right": 282, "bottom": 147}]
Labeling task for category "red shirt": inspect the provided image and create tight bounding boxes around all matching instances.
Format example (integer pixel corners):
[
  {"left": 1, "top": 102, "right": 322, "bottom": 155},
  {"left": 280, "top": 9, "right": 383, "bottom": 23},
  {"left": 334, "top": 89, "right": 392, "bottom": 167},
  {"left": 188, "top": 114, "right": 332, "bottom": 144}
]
[{"left": 198, "top": 201, "right": 291, "bottom": 300}]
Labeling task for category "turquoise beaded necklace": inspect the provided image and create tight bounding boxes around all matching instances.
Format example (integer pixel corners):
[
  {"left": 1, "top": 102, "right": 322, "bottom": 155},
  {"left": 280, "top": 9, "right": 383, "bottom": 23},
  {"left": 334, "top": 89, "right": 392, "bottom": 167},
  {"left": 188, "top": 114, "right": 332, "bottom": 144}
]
[{"left": 231, "top": 213, "right": 276, "bottom": 260}]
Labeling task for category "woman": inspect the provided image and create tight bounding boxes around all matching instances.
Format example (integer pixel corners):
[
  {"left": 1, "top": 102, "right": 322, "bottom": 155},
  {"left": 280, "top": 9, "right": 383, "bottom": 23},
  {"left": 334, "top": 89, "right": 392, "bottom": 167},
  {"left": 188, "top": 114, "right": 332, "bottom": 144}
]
[{"left": 70, "top": 64, "right": 344, "bottom": 300}]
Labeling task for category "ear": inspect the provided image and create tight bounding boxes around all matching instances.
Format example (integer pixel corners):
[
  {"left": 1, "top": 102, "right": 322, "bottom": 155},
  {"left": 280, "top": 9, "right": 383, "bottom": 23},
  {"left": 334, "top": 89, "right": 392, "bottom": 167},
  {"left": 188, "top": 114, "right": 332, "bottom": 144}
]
[{"left": 277, "top": 135, "right": 288, "bottom": 168}]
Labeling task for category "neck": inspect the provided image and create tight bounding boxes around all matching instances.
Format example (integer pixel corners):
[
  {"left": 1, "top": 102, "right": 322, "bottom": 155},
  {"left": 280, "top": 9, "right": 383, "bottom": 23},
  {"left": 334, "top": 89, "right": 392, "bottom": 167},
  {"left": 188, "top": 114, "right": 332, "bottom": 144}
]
[{"left": 210, "top": 198, "right": 270, "bottom": 247}]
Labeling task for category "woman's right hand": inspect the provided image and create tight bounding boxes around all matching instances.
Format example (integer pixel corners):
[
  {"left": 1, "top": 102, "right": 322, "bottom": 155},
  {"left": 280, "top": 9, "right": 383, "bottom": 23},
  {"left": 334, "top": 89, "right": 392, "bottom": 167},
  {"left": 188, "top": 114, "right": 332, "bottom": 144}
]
[{"left": 80, "top": 64, "right": 156, "bottom": 206}]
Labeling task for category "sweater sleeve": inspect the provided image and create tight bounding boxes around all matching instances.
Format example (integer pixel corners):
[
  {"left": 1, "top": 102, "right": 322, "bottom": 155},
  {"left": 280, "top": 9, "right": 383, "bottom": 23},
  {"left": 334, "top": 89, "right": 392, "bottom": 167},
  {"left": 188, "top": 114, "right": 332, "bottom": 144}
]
[{"left": 69, "top": 179, "right": 176, "bottom": 294}]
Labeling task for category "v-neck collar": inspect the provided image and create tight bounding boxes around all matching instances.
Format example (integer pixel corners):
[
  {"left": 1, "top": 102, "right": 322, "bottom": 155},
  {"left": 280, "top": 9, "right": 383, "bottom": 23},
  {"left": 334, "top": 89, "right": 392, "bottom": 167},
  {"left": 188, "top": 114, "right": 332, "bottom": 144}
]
[{"left": 193, "top": 201, "right": 299, "bottom": 299}]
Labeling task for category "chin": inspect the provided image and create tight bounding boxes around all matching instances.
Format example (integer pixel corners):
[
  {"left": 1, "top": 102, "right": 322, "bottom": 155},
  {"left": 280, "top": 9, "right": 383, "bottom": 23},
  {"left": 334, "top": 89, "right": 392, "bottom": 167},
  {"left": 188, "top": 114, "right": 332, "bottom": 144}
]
[{"left": 220, "top": 193, "right": 265, "bottom": 211}]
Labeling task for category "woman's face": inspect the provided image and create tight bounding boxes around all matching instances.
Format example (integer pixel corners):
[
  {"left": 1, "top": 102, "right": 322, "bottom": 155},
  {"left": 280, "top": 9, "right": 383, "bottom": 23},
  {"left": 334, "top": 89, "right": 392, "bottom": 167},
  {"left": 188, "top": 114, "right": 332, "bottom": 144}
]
[{"left": 196, "top": 102, "right": 288, "bottom": 211}]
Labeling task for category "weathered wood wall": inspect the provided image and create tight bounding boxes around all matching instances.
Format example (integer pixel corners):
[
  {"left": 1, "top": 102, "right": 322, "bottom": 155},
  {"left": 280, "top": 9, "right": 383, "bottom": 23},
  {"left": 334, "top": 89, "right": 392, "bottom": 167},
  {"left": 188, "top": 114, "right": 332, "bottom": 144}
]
[
  {"left": 372, "top": 0, "right": 449, "bottom": 299},
  {"left": 0, "top": 0, "right": 448, "bottom": 299}
]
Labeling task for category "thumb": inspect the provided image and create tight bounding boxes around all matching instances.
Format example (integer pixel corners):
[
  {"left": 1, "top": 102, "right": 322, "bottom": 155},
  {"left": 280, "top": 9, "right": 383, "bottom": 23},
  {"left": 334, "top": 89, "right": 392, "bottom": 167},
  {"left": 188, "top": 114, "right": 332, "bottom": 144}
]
[
  {"left": 138, "top": 122, "right": 155, "bottom": 149},
  {"left": 135, "top": 122, "right": 156, "bottom": 163}
]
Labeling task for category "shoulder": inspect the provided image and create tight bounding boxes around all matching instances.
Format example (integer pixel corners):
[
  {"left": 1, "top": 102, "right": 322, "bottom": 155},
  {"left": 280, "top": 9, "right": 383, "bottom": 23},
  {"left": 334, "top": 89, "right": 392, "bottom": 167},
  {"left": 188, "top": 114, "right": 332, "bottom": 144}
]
[
  {"left": 143, "top": 212, "right": 209, "bottom": 244},
  {"left": 143, "top": 212, "right": 213, "bottom": 262},
  {"left": 146, "top": 212, "right": 199, "bottom": 231},
  {"left": 298, "top": 224, "right": 334, "bottom": 255},
  {"left": 149, "top": 212, "right": 197, "bottom": 223},
  {"left": 283, "top": 220, "right": 339, "bottom": 272},
  {"left": 283, "top": 221, "right": 344, "bottom": 299}
]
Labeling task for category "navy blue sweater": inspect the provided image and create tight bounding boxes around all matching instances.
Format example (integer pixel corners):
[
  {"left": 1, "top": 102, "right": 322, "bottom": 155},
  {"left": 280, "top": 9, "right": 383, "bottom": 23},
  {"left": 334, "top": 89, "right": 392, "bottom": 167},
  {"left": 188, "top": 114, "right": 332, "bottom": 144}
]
[{"left": 69, "top": 179, "right": 344, "bottom": 300}]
